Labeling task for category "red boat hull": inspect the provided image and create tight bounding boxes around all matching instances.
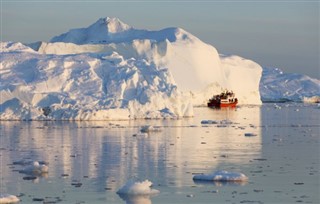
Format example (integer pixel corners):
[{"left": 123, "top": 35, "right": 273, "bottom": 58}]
[{"left": 207, "top": 101, "right": 237, "bottom": 108}]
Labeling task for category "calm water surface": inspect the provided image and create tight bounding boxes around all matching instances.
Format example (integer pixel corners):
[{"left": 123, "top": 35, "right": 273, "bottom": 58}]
[{"left": 0, "top": 104, "right": 319, "bottom": 204}]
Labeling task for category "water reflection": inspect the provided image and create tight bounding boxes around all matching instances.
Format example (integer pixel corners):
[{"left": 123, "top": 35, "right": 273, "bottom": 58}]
[
  {"left": 0, "top": 106, "right": 262, "bottom": 203},
  {"left": 118, "top": 194, "right": 153, "bottom": 204}
]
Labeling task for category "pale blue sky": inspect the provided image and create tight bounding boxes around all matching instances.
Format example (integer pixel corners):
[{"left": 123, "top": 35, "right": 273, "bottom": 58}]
[{"left": 1, "top": 0, "right": 319, "bottom": 78}]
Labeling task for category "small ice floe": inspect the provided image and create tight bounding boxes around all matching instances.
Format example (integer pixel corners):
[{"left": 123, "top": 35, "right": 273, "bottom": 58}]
[
  {"left": 0, "top": 194, "right": 20, "bottom": 203},
  {"left": 13, "top": 159, "right": 48, "bottom": 166},
  {"left": 132, "top": 133, "right": 148, "bottom": 137},
  {"left": 140, "top": 126, "right": 162, "bottom": 133},
  {"left": 193, "top": 170, "right": 248, "bottom": 182},
  {"left": 244, "top": 133, "right": 258, "bottom": 137},
  {"left": 19, "top": 161, "right": 48, "bottom": 175},
  {"left": 117, "top": 180, "right": 160, "bottom": 196},
  {"left": 274, "top": 104, "right": 281, "bottom": 109},
  {"left": 201, "top": 120, "right": 218, "bottom": 124},
  {"left": 201, "top": 119, "right": 233, "bottom": 126},
  {"left": 272, "top": 138, "right": 283, "bottom": 142},
  {"left": 220, "top": 119, "right": 233, "bottom": 125},
  {"left": 237, "top": 126, "right": 246, "bottom": 130}
]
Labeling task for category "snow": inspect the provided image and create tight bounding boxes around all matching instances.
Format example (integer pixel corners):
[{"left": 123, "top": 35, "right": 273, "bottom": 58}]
[
  {"left": 193, "top": 170, "right": 248, "bottom": 182},
  {"left": 117, "top": 180, "right": 160, "bottom": 195},
  {"left": 0, "top": 194, "right": 20, "bottom": 204},
  {"left": 1, "top": 17, "right": 318, "bottom": 120}
]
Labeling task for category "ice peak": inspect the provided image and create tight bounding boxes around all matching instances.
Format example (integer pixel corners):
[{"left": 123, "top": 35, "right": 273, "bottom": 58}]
[
  {"left": 98, "top": 17, "right": 132, "bottom": 33},
  {"left": 50, "top": 17, "right": 199, "bottom": 44}
]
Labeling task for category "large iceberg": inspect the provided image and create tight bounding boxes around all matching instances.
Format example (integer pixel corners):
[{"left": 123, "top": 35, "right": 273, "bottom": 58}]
[{"left": 1, "top": 17, "right": 264, "bottom": 120}]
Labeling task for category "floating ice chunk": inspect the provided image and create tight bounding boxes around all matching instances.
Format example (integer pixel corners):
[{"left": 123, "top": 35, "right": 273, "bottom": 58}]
[
  {"left": 201, "top": 119, "right": 233, "bottom": 125},
  {"left": 132, "top": 133, "right": 149, "bottom": 137},
  {"left": 117, "top": 180, "right": 160, "bottom": 195},
  {"left": 19, "top": 161, "right": 49, "bottom": 175},
  {"left": 303, "top": 96, "right": 320, "bottom": 103},
  {"left": 193, "top": 170, "right": 248, "bottom": 182},
  {"left": 244, "top": 133, "right": 257, "bottom": 137},
  {"left": 0, "top": 194, "right": 20, "bottom": 203},
  {"left": 140, "top": 126, "right": 162, "bottom": 133},
  {"left": 13, "top": 159, "right": 48, "bottom": 166},
  {"left": 220, "top": 119, "right": 233, "bottom": 125},
  {"left": 272, "top": 138, "right": 283, "bottom": 142},
  {"left": 274, "top": 104, "right": 281, "bottom": 109},
  {"left": 201, "top": 120, "right": 218, "bottom": 124}
]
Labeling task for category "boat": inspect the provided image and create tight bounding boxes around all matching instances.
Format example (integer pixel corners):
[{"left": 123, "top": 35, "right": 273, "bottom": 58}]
[{"left": 207, "top": 90, "right": 238, "bottom": 108}]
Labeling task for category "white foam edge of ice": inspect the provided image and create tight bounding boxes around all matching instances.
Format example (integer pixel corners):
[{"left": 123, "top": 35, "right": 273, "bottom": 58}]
[
  {"left": 117, "top": 180, "right": 160, "bottom": 196},
  {"left": 193, "top": 170, "right": 248, "bottom": 182}
]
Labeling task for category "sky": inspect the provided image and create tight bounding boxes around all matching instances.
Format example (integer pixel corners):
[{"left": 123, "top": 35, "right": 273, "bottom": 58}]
[{"left": 1, "top": 0, "right": 319, "bottom": 78}]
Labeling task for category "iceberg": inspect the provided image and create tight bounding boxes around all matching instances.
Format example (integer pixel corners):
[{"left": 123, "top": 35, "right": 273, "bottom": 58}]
[
  {"left": 117, "top": 180, "right": 160, "bottom": 195},
  {"left": 260, "top": 67, "right": 320, "bottom": 102},
  {"left": 5, "top": 17, "right": 317, "bottom": 120}
]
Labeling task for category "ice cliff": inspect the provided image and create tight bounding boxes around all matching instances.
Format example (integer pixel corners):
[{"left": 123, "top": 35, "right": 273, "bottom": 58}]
[{"left": 1, "top": 42, "right": 192, "bottom": 120}]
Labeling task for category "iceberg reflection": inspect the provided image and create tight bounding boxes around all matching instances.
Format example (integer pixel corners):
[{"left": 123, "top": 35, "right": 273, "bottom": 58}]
[{"left": 0, "top": 106, "right": 262, "bottom": 203}]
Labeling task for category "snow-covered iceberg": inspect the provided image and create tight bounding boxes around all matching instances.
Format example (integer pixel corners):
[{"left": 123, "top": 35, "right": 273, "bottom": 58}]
[
  {"left": 1, "top": 17, "right": 264, "bottom": 120},
  {"left": 260, "top": 67, "right": 320, "bottom": 102}
]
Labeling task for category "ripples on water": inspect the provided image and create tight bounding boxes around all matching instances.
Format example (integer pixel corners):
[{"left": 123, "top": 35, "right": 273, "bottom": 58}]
[{"left": 0, "top": 104, "right": 319, "bottom": 203}]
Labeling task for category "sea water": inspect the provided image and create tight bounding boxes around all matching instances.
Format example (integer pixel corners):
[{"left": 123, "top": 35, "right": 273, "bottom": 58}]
[{"left": 0, "top": 103, "right": 319, "bottom": 203}]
